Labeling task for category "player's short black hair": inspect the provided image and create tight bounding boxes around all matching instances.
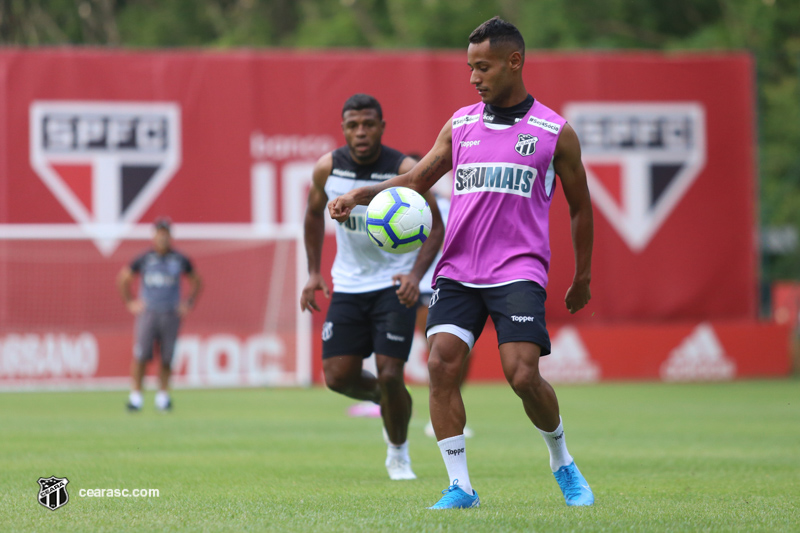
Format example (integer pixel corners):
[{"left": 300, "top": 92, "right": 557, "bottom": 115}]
[
  {"left": 342, "top": 94, "right": 383, "bottom": 120},
  {"left": 154, "top": 217, "right": 172, "bottom": 232},
  {"left": 469, "top": 16, "right": 525, "bottom": 59}
]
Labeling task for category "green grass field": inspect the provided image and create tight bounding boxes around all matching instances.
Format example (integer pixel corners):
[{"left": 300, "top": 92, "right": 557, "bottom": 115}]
[{"left": 2, "top": 380, "right": 799, "bottom": 532}]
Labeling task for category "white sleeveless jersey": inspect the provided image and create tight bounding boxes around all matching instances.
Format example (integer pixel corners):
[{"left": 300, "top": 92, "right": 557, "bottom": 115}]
[{"left": 324, "top": 146, "right": 418, "bottom": 293}]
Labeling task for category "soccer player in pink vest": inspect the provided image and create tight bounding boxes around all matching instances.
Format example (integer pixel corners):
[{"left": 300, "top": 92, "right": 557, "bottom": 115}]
[{"left": 329, "top": 16, "right": 594, "bottom": 509}]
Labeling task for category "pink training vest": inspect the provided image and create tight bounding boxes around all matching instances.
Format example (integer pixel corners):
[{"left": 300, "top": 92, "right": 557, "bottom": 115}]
[{"left": 432, "top": 99, "right": 567, "bottom": 288}]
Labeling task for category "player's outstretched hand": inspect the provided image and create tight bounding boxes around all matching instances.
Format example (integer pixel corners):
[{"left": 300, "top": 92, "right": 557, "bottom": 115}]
[
  {"left": 328, "top": 194, "right": 356, "bottom": 223},
  {"left": 126, "top": 300, "right": 145, "bottom": 315},
  {"left": 392, "top": 273, "right": 420, "bottom": 308},
  {"left": 300, "top": 273, "right": 330, "bottom": 313},
  {"left": 565, "top": 279, "right": 591, "bottom": 314}
]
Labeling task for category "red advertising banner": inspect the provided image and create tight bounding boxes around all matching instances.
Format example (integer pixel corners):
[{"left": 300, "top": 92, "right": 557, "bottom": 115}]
[
  {"left": 773, "top": 282, "right": 800, "bottom": 332},
  {"left": 0, "top": 49, "right": 778, "bottom": 389},
  {"left": 1, "top": 321, "right": 787, "bottom": 390},
  {"left": 408, "top": 320, "right": 790, "bottom": 384}
]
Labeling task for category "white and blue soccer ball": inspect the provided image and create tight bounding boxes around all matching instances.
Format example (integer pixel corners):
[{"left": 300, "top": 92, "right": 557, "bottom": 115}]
[{"left": 365, "top": 187, "right": 432, "bottom": 254}]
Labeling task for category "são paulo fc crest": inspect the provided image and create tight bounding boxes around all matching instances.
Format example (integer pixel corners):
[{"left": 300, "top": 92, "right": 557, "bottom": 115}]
[
  {"left": 564, "top": 102, "right": 706, "bottom": 252},
  {"left": 37, "top": 476, "right": 70, "bottom": 511},
  {"left": 514, "top": 133, "right": 538, "bottom": 156},
  {"left": 30, "top": 101, "right": 181, "bottom": 254}
]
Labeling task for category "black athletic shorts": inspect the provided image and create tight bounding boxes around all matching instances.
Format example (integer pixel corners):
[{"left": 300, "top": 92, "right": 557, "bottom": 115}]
[
  {"left": 426, "top": 278, "right": 551, "bottom": 355},
  {"left": 322, "top": 287, "right": 416, "bottom": 361}
]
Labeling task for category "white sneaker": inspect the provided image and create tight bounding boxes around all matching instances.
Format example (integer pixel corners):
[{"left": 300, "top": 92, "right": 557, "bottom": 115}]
[
  {"left": 424, "top": 420, "right": 474, "bottom": 438},
  {"left": 386, "top": 457, "right": 417, "bottom": 480}
]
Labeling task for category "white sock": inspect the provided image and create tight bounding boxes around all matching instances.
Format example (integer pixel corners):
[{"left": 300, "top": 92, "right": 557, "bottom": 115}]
[
  {"left": 537, "top": 417, "right": 574, "bottom": 472},
  {"left": 155, "top": 390, "right": 170, "bottom": 409},
  {"left": 437, "top": 435, "right": 473, "bottom": 495},
  {"left": 386, "top": 440, "right": 410, "bottom": 463},
  {"left": 128, "top": 390, "right": 143, "bottom": 408}
]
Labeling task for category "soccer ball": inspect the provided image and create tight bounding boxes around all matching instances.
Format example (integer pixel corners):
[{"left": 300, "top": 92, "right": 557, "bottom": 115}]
[{"left": 365, "top": 187, "right": 432, "bottom": 254}]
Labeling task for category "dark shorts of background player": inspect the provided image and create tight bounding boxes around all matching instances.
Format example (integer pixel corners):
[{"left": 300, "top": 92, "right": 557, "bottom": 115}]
[
  {"left": 134, "top": 309, "right": 181, "bottom": 365},
  {"left": 426, "top": 278, "right": 551, "bottom": 355},
  {"left": 322, "top": 287, "right": 416, "bottom": 361}
]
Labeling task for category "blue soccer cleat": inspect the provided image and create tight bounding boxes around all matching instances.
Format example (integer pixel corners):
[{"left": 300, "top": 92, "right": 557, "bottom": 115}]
[
  {"left": 427, "top": 480, "right": 480, "bottom": 509},
  {"left": 553, "top": 462, "right": 594, "bottom": 506}
]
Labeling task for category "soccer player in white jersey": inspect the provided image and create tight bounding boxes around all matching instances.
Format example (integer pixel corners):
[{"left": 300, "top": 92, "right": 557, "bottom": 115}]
[
  {"left": 329, "top": 19, "right": 595, "bottom": 508},
  {"left": 301, "top": 94, "right": 444, "bottom": 481}
]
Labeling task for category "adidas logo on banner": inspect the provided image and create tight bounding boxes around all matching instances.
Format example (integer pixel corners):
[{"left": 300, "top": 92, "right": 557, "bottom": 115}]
[
  {"left": 660, "top": 323, "right": 736, "bottom": 382},
  {"left": 540, "top": 327, "right": 600, "bottom": 383}
]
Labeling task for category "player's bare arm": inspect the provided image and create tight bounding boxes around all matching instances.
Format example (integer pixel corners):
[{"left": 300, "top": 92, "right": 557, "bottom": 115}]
[
  {"left": 300, "top": 153, "right": 333, "bottom": 313},
  {"left": 392, "top": 156, "right": 446, "bottom": 308},
  {"left": 179, "top": 271, "right": 203, "bottom": 317},
  {"left": 554, "top": 123, "right": 594, "bottom": 314},
  {"left": 116, "top": 266, "right": 144, "bottom": 315},
  {"left": 328, "top": 120, "right": 453, "bottom": 222}
]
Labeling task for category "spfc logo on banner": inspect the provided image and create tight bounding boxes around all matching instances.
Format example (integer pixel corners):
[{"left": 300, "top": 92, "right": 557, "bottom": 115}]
[
  {"left": 30, "top": 101, "right": 182, "bottom": 255},
  {"left": 37, "top": 476, "right": 70, "bottom": 511},
  {"left": 514, "top": 133, "right": 538, "bottom": 156},
  {"left": 564, "top": 103, "right": 706, "bottom": 252}
]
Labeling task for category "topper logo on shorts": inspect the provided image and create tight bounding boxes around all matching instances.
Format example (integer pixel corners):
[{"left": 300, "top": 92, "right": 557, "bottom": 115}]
[
  {"left": 454, "top": 163, "right": 536, "bottom": 198},
  {"left": 564, "top": 102, "right": 706, "bottom": 252},
  {"left": 30, "top": 101, "right": 182, "bottom": 255}
]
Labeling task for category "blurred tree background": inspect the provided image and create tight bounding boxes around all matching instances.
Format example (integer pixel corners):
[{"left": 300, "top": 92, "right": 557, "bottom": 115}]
[{"left": 1, "top": 0, "right": 799, "bottom": 287}]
